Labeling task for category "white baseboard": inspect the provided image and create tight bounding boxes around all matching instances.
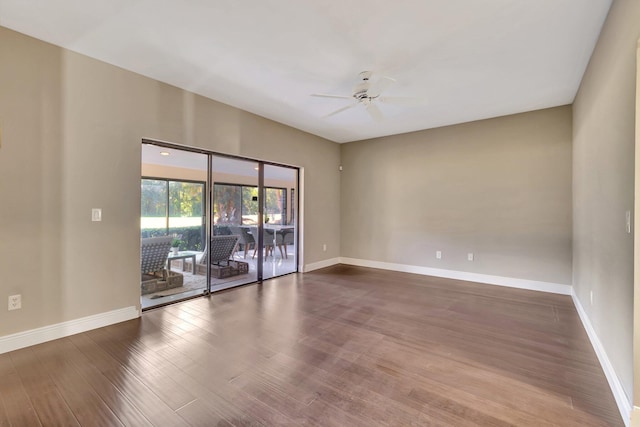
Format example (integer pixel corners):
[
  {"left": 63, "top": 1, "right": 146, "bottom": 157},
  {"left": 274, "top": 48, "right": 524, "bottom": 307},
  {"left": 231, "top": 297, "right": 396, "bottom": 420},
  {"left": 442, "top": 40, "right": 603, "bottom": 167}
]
[
  {"left": 0, "top": 306, "right": 139, "bottom": 355},
  {"left": 572, "top": 291, "right": 631, "bottom": 426},
  {"left": 303, "top": 257, "right": 341, "bottom": 272},
  {"left": 339, "top": 257, "right": 572, "bottom": 295}
]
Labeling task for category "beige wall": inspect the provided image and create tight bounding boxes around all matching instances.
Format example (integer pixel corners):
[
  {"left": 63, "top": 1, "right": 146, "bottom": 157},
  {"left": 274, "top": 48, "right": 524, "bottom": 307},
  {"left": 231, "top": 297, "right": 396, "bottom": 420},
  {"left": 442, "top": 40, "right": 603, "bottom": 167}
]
[
  {"left": 0, "top": 26, "right": 340, "bottom": 337},
  {"left": 573, "top": 0, "right": 640, "bottom": 403},
  {"left": 341, "top": 106, "right": 573, "bottom": 285}
]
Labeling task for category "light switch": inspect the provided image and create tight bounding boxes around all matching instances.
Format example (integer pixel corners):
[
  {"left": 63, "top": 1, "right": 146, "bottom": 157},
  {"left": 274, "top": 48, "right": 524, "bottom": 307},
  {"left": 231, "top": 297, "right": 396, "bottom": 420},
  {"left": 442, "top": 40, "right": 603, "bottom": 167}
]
[
  {"left": 92, "top": 208, "right": 102, "bottom": 222},
  {"left": 626, "top": 210, "right": 631, "bottom": 234}
]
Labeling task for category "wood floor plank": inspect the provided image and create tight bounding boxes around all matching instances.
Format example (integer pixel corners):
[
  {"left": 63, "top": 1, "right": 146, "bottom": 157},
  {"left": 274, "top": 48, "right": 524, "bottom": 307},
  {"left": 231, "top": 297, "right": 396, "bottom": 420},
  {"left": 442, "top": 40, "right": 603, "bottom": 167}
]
[
  {"left": 0, "top": 401, "right": 9, "bottom": 427},
  {"left": 67, "top": 333, "right": 191, "bottom": 427},
  {"left": 37, "top": 337, "right": 155, "bottom": 427},
  {"left": 0, "top": 265, "right": 624, "bottom": 426},
  {"left": 87, "top": 312, "right": 293, "bottom": 425},
  {"left": 0, "top": 353, "right": 42, "bottom": 426},
  {"left": 84, "top": 326, "right": 197, "bottom": 412},
  {"left": 355, "top": 340, "right": 570, "bottom": 421},
  {"left": 8, "top": 347, "right": 80, "bottom": 426},
  {"left": 122, "top": 342, "right": 264, "bottom": 426},
  {"left": 248, "top": 347, "right": 443, "bottom": 426},
  {"left": 28, "top": 341, "right": 124, "bottom": 427},
  {"left": 174, "top": 399, "right": 233, "bottom": 427}
]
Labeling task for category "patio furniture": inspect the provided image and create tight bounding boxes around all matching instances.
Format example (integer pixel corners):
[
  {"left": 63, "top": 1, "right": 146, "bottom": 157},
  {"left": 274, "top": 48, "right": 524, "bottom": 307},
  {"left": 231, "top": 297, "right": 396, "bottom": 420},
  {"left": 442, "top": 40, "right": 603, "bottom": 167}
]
[
  {"left": 279, "top": 228, "right": 295, "bottom": 259},
  {"left": 141, "top": 236, "right": 184, "bottom": 294},
  {"left": 167, "top": 251, "right": 198, "bottom": 274},
  {"left": 273, "top": 229, "right": 285, "bottom": 258},
  {"left": 248, "top": 226, "right": 292, "bottom": 259},
  {"left": 229, "top": 226, "right": 255, "bottom": 258},
  {"left": 140, "top": 236, "right": 173, "bottom": 279},
  {"left": 254, "top": 228, "right": 279, "bottom": 258},
  {"left": 192, "top": 235, "right": 248, "bottom": 278},
  {"left": 202, "top": 234, "right": 239, "bottom": 265}
]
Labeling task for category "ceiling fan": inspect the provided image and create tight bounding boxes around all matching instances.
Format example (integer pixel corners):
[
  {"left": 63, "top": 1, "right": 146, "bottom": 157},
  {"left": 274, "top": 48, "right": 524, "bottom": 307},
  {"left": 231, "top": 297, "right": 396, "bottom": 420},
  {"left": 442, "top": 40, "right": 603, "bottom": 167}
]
[{"left": 311, "top": 71, "right": 423, "bottom": 121}]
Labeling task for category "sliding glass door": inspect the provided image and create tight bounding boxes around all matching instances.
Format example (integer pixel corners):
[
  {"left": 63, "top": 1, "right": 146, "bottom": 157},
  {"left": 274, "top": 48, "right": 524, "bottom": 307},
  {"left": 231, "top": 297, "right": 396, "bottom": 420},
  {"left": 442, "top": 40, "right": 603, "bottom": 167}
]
[
  {"left": 140, "top": 144, "right": 208, "bottom": 310},
  {"left": 140, "top": 141, "right": 299, "bottom": 309},
  {"left": 210, "top": 155, "right": 259, "bottom": 291},
  {"left": 262, "top": 164, "right": 298, "bottom": 279}
]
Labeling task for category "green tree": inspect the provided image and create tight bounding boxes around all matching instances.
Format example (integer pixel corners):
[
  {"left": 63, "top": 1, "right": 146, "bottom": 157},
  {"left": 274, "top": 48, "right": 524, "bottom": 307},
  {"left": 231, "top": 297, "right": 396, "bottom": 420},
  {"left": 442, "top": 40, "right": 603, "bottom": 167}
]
[{"left": 141, "top": 179, "right": 167, "bottom": 217}]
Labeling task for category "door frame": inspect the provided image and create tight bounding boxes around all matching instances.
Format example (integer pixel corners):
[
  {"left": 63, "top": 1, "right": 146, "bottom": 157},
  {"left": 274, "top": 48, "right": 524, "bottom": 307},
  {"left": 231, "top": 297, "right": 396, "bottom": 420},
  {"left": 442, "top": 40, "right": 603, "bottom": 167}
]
[
  {"left": 632, "top": 39, "right": 640, "bottom": 427},
  {"left": 141, "top": 139, "right": 301, "bottom": 299}
]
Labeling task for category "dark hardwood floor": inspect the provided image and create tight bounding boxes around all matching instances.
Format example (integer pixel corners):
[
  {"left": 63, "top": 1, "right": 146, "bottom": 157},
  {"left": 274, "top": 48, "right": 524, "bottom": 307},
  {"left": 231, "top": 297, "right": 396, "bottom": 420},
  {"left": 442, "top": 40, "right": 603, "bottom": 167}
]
[{"left": 0, "top": 265, "right": 623, "bottom": 426}]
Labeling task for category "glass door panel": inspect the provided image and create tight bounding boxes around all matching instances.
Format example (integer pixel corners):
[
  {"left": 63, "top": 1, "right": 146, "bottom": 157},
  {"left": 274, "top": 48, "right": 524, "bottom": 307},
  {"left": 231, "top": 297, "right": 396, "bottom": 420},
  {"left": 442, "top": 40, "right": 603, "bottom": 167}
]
[
  {"left": 210, "top": 155, "right": 259, "bottom": 291},
  {"left": 140, "top": 144, "right": 208, "bottom": 310},
  {"left": 168, "top": 180, "right": 205, "bottom": 251},
  {"left": 263, "top": 164, "right": 298, "bottom": 279},
  {"left": 141, "top": 179, "right": 168, "bottom": 231}
]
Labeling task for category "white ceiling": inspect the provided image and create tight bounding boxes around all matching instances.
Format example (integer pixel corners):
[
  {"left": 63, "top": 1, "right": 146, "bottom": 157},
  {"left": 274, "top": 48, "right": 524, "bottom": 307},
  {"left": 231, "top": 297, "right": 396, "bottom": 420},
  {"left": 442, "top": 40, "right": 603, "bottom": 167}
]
[{"left": 0, "top": 0, "right": 611, "bottom": 143}]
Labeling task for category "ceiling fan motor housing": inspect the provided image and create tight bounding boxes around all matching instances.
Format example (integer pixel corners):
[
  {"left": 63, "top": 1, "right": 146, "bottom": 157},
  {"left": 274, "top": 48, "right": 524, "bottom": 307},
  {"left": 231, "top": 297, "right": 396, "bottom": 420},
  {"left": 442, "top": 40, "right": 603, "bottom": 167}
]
[
  {"left": 358, "top": 70, "right": 373, "bottom": 80},
  {"left": 353, "top": 80, "right": 373, "bottom": 101}
]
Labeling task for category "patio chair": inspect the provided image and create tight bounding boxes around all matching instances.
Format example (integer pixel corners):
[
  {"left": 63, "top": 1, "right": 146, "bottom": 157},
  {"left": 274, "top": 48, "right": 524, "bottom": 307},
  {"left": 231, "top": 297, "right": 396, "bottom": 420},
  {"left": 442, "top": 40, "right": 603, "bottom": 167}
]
[
  {"left": 279, "top": 228, "right": 295, "bottom": 259},
  {"left": 273, "top": 229, "right": 286, "bottom": 258},
  {"left": 253, "top": 228, "right": 277, "bottom": 258},
  {"left": 228, "top": 226, "right": 255, "bottom": 258},
  {"left": 193, "top": 234, "right": 239, "bottom": 275},
  {"left": 140, "top": 236, "right": 173, "bottom": 279}
]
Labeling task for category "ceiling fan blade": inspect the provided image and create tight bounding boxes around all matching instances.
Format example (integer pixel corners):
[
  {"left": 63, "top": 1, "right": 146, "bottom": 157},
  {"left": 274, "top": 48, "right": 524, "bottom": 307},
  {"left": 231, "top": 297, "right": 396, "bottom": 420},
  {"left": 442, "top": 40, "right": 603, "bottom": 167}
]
[
  {"left": 311, "top": 93, "right": 352, "bottom": 100},
  {"left": 368, "top": 76, "right": 396, "bottom": 97},
  {"left": 378, "top": 96, "right": 426, "bottom": 106},
  {"left": 366, "top": 103, "right": 384, "bottom": 122},
  {"left": 324, "top": 102, "right": 358, "bottom": 118}
]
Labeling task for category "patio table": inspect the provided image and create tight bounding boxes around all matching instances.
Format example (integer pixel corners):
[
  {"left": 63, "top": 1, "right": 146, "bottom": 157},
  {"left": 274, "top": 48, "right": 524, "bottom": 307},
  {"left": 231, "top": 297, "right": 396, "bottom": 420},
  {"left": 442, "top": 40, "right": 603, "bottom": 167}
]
[{"left": 167, "top": 251, "right": 198, "bottom": 274}]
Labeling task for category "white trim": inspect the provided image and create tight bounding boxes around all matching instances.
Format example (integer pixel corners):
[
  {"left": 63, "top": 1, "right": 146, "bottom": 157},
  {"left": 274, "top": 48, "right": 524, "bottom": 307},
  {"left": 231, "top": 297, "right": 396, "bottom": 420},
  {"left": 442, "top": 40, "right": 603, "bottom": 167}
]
[
  {"left": 0, "top": 306, "right": 139, "bottom": 355},
  {"left": 297, "top": 167, "right": 305, "bottom": 271},
  {"left": 303, "top": 257, "right": 340, "bottom": 272},
  {"left": 634, "top": 42, "right": 640, "bottom": 427},
  {"left": 339, "top": 257, "right": 571, "bottom": 295},
  {"left": 572, "top": 290, "right": 631, "bottom": 426},
  {"left": 632, "top": 407, "right": 640, "bottom": 427}
]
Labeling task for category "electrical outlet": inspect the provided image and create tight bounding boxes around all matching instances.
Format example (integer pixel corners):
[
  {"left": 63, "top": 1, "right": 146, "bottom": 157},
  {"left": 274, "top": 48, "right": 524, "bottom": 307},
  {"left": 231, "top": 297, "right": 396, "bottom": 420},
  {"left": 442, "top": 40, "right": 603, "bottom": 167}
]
[
  {"left": 590, "top": 290, "right": 594, "bottom": 306},
  {"left": 322, "top": 244, "right": 327, "bottom": 252},
  {"left": 92, "top": 208, "right": 102, "bottom": 222},
  {"left": 436, "top": 250, "right": 442, "bottom": 259},
  {"left": 8, "top": 294, "right": 21, "bottom": 311},
  {"left": 467, "top": 253, "right": 474, "bottom": 261}
]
